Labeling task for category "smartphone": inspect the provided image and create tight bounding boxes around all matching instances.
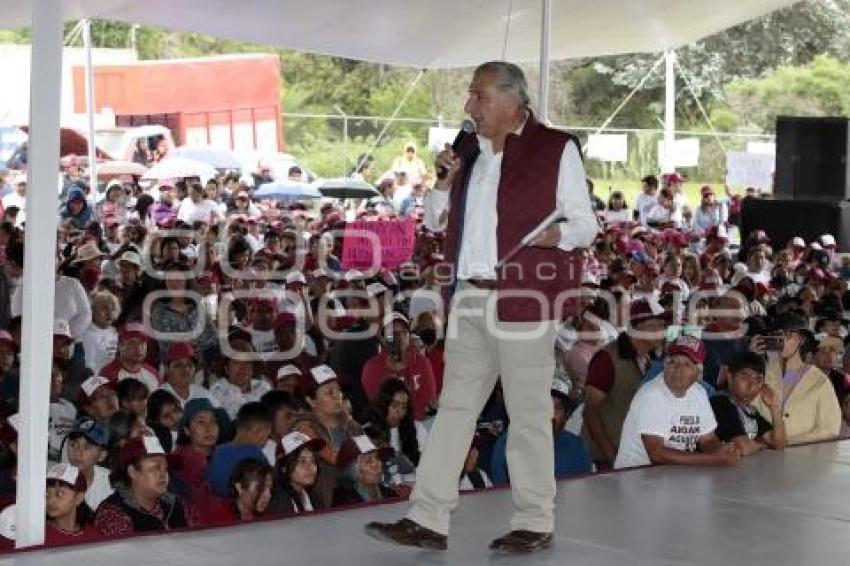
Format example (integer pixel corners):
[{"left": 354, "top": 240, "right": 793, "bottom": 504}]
[{"left": 762, "top": 334, "right": 785, "bottom": 352}]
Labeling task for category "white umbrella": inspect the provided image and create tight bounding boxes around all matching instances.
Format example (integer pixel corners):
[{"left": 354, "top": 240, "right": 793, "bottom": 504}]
[
  {"left": 171, "top": 145, "right": 241, "bottom": 170},
  {"left": 255, "top": 180, "right": 322, "bottom": 200},
  {"left": 143, "top": 157, "right": 217, "bottom": 180},
  {"left": 96, "top": 160, "right": 147, "bottom": 179},
  {"left": 313, "top": 178, "right": 380, "bottom": 199}
]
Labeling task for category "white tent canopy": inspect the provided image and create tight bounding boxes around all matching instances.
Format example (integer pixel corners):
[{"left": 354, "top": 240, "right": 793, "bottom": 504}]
[
  {"left": 10, "top": 0, "right": 798, "bottom": 550},
  {"left": 2, "top": 0, "right": 797, "bottom": 68}
]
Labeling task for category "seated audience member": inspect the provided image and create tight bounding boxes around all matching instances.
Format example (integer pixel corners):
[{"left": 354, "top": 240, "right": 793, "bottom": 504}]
[
  {"left": 45, "top": 463, "right": 100, "bottom": 546},
  {"left": 459, "top": 435, "right": 493, "bottom": 491},
  {"left": 169, "top": 399, "right": 226, "bottom": 522},
  {"left": 332, "top": 435, "right": 394, "bottom": 507},
  {"left": 273, "top": 431, "right": 326, "bottom": 514},
  {"left": 364, "top": 380, "right": 421, "bottom": 482},
  {"left": 94, "top": 436, "right": 197, "bottom": 536},
  {"left": 710, "top": 352, "right": 787, "bottom": 455},
  {"left": 99, "top": 323, "right": 161, "bottom": 392},
  {"left": 361, "top": 312, "right": 436, "bottom": 421},
  {"left": 159, "top": 342, "right": 218, "bottom": 408},
  {"left": 146, "top": 389, "right": 183, "bottom": 453},
  {"left": 81, "top": 290, "right": 120, "bottom": 375},
  {"left": 48, "top": 360, "right": 77, "bottom": 463},
  {"left": 209, "top": 457, "right": 274, "bottom": 524},
  {"left": 411, "top": 311, "right": 445, "bottom": 395},
  {"left": 116, "top": 377, "right": 150, "bottom": 417},
  {"left": 78, "top": 375, "right": 119, "bottom": 423},
  {"left": 583, "top": 299, "right": 667, "bottom": 470},
  {"left": 207, "top": 402, "right": 272, "bottom": 497},
  {"left": 491, "top": 380, "right": 591, "bottom": 484},
  {"left": 755, "top": 312, "right": 842, "bottom": 444},
  {"left": 274, "top": 364, "right": 302, "bottom": 395},
  {"left": 293, "top": 364, "right": 363, "bottom": 508},
  {"left": 615, "top": 336, "right": 742, "bottom": 469},
  {"left": 210, "top": 338, "right": 271, "bottom": 420},
  {"left": 260, "top": 390, "right": 300, "bottom": 463},
  {"left": 105, "top": 410, "right": 149, "bottom": 469},
  {"left": 65, "top": 418, "right": 113, "bottom": 512},
  {"left": 0, "top": 331, "right": 18, "bottom": 409}
]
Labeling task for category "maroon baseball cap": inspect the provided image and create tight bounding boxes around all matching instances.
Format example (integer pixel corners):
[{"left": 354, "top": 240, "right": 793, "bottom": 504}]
[
  {"left": 274, "top": 311, "right": 298, "bottom": 331},
  {"left": 166, "top": 342, "right": 195, "bottom": 363},
  {"left": 335, "top": 435, "right": 392, "bottom": 470},
  {"left": 630, "top": 299, "right": 668, "bottom": 324},
  {"left": 119, "top": 322, "right": 147, "bottom": 342},
  {"left": 666, "top": 335, "right": 706, "bottom": 364}
]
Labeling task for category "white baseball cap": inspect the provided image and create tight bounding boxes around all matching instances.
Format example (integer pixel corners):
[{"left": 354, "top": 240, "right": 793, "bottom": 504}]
[
  {"left": 81, "top": 375, "right": 111, "bottom": 399},
  {"left": 276, "top": 364, "right": 302, "bottom": 381},
  {"left": 309, "top": 364, "right": 337, "bottom": 386},
  {"left": 286, "top": 271, "right": 307, "bottom": 285},
  {"left": 366, "top": 282, "right": 388, "bottom": 297},
  {"left": 280, "top": 430, "right": 325, "bottom": 457},
  {"left": 53, "top": 319, "right": 72, "bottom": 340}
]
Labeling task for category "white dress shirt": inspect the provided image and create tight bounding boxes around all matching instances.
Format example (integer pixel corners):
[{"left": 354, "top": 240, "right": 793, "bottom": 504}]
[
  {"left": 12, "top": 275, "right": 92, "bottom": 341},
  {"left": 423, "top": 127, "right": 597, "bottom": 281}
]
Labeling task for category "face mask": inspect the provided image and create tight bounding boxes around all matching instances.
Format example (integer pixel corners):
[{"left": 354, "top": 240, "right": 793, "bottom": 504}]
[{"left": 416, "top": 328, "right": 437, "bottom": 346}]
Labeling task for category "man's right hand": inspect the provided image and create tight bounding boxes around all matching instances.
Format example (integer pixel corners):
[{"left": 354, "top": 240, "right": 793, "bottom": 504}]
[{"left": 434, "top": 143, "right": 461, "bottom": 191}]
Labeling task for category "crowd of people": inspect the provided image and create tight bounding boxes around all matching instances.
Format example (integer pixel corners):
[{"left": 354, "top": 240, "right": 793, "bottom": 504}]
[{"left": 0, "top": 148, "right": 847, "bottom": 549}]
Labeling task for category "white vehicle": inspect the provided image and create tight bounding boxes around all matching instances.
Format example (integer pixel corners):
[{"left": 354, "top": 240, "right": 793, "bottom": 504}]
[{"left": 235, "top": 150, "right": 317, "bottom": 184}]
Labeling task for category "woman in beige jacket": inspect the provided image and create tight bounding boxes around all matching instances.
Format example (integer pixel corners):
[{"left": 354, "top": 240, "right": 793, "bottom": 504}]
[{"left": 756, "top": 313, "right": 841, "bottom": 445}]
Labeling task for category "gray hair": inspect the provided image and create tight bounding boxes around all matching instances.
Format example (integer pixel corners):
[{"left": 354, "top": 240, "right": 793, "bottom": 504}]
[{"left": 474, "top": 61, "right": 531, "bottom": 109}]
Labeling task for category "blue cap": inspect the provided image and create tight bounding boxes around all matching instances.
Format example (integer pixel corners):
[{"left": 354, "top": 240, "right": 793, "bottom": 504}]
[
  {"left": 205, "top": 444, "right": 267, "bottom": 497},
  {"left": 68, "top": 417, "right": 109, "bottom": 447}
]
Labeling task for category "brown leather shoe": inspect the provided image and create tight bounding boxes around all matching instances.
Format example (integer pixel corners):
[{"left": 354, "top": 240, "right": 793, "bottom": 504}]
[
  {"left": 364, "top": 518, "right": 448, "bottom": 551},
  {"left": 489, "top": 530, "right": 554, "bottom": 554}
]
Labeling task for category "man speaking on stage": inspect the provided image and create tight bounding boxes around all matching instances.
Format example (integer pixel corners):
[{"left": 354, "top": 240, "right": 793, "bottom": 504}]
[{"left": 365, "top": 61, "right": 598, "bottom": 554}]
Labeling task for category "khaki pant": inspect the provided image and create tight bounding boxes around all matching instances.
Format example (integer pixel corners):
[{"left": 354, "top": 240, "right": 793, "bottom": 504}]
[{"left": 406, "top": 281, "right": 557, "bottom": 535}]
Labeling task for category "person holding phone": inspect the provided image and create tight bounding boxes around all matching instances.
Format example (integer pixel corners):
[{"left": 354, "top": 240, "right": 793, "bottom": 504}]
[
  {"left": 754, "top": 312, "right": 841, "bottom": 444},
  {"left": 360, "top": 312, "right": 436, "bottom": 422}
]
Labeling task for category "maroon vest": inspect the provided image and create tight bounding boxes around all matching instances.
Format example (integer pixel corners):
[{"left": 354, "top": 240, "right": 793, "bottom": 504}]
[{"left": 443, "top": 113, "right": 585, "bottom": 322}]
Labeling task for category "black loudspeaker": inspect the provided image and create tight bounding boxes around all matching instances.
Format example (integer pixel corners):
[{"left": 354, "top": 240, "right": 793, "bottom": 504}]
[
  {"left": 741, "top": 198, "right": 850, "bottom": 251},
  {"left": 774, "top": 116, "right": 850, "bottom": 201}
]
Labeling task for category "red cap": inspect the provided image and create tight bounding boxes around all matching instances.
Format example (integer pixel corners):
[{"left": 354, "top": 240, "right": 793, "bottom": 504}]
[
  {"left": 117, "top": 436, "right": 166, "bottom": 471},
  {"left": 666, "top": 335, "right": 706, "bottom": 364},
  {"left": 630, "top": 299, "right": 668, "bottom": 324},
  {"left": 166, "top": 342, "right": 195, "bottom": 363},
  {"left": 250, "top": 297, "right": 278, "bottom": 313},
  {"left": 119, "top": 322, "right": 147, "bottom": 342},
  {"left": 335, "top": 435, "right": 392, "bottom": 470},
  {"left": 0, "top": 331, "right": 17, "bottom": 352},
  {"left": 274, "top": 311, "right": 298, "bottom": 331}
]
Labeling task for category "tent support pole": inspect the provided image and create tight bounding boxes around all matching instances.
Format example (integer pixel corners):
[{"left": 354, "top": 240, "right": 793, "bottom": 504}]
[
  {"left": 662, "top": 49, "right": 676, "bottom": 173},
  {"left": 16, "top": 0, "right": 62, "bottom": 547},
  {"left": 83, "top": 19, "right": 98, "bottom": 183},
  {"left": 538, "top": 0, "right": 551, "bottom": 122}
]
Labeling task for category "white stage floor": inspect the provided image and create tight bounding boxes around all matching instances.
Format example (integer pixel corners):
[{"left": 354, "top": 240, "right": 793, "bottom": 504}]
[{"left": 2, "top": 440, "right": 849, "bottom": 565}]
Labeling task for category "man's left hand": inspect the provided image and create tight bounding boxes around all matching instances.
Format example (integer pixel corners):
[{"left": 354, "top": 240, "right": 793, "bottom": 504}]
[{"left": 529, "top": 226, "right": 560, "bottom": 248}]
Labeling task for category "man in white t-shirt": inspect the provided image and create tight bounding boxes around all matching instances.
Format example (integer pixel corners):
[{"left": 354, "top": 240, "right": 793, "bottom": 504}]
[
  {"left": 177, "top": 182, "right": 222, "bottom": 224},
  {"left": 634, "top": 175, "right": 658, "bottom": 226},
  {"left": 614, "top": 335, "right": 742, "bottom": 469}
]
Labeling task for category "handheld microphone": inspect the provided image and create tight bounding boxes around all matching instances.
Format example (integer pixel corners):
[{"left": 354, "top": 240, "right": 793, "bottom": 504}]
[{"left": 436, "top": 119, "right": 475, "bottom": 180}]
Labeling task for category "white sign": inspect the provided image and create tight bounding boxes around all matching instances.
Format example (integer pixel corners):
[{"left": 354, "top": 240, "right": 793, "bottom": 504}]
[
  {"left": 657, "top": 138, "right": 700, "bottom": 168},
  {"left": 586, "top": 134, "right": 628, "bottom": 162},
  {"left": 725, "top": 151, "right": 774, "bottom": 189},
  {"left": 746, "top": 141, "right": 776, "bottom": 155},
  {"left": 428, "top": 126, "right": 460, "bottom": 153}
]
